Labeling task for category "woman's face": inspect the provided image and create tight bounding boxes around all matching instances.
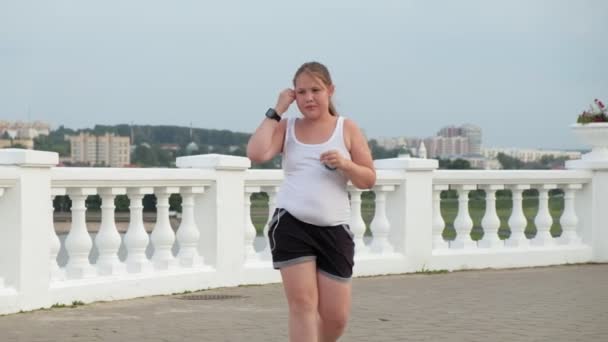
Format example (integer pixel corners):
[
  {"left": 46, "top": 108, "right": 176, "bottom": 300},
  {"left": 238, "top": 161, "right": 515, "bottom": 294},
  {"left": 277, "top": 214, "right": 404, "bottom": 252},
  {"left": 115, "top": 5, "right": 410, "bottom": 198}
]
[{"left": 294, "top": 72, "right": 334, "bottom": 119}]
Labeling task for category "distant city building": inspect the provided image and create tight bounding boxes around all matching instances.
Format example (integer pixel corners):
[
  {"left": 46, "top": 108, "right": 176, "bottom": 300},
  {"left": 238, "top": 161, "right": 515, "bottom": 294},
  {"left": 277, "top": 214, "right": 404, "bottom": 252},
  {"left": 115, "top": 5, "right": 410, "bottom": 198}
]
[
  {"left": 482, "top": 148, "right": 581, "bottom": 163},
  {"left": 0, "top": 138, "right": 35, "bottom": 149},
  {"left": 66, "top": 132, "right": 130, "bottom": 167},
  {"left": 0, "top": 120, "right": 50, "bottom": 139},
  {"left": 460, "top": 124, "right": 482, "bottom": 155},
  {"left": 377, "top": 124, "right": 482, "bottom": 159}
]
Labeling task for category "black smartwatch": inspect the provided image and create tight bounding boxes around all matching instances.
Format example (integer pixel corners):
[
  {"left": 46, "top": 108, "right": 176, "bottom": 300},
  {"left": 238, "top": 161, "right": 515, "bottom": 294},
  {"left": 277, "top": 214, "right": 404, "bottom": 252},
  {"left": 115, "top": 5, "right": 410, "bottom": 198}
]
[{"left": 265, "top": 108, "right": 281, "bottom": 122}]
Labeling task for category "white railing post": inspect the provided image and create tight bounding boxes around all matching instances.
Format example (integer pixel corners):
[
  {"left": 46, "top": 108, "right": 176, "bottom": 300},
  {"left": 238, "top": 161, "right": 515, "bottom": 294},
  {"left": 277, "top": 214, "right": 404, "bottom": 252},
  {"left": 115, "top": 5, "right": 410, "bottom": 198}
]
[
  {"left": 65, "top": 187, "right": 97, "bottom": 278},
  {"left": 95, "top": 187, "right": 126, "bottom": 275},
  {"left": 0, "top": 149, "right": 58, "bottom": 311},
  {"left": 261, "top": 186, "right": 279, "bottom": 259},
  {"left": 177, "top": 154, "right": 250, "bottom": 283},
  {"left": 176, "top": 186, "right": 206, "bottom": 267},
  {"left": 374, "top": 158, "right": 438, "bottom": 270},
  {"left": 244, "top": 186, "right": 261, "bottom": 263},
  {"left": 348, "top": 187, "right": 369, "bottom": 255},
  {"left": 124, "top": 187, "right": 153, "bottom": 273},
  {"left": 558, "top": 184, "right": 582, "bottom": 245},
  {"left": 50, "top": 188, "right": 66, "bottom": 280},
  {"left": 369, "top": 185, "right": 395, "bottom": 254},
  {"left": 505, "top": 184, "right": 531, "bottom": 248},
  {"left": 151, "top": 187, "right": 179, "bottom": 270},
  {"left": 451, "top": 185, "right": 477, "bottom": 249},
  {"left": 531, "top": 184, "right": 557, "bottom": 247},
  {"left": 478, "top": 185, "right": 504, "bottom": 249},
  {"left": 432, "top": 185, "right": 449, "bottom": 250},
  {"left": 567, "top": 158, "right": 608, "bottom": 261}
]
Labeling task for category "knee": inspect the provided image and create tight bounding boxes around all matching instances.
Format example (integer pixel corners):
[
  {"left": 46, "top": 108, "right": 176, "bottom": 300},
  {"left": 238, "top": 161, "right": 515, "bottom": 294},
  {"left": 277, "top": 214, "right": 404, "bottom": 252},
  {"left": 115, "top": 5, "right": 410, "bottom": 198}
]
[
  {"left": 320, "top": 311, "right": 349, "bottom": 336},
  {"left": 287, "top": 293, "right": 317, "bottom": 315}
]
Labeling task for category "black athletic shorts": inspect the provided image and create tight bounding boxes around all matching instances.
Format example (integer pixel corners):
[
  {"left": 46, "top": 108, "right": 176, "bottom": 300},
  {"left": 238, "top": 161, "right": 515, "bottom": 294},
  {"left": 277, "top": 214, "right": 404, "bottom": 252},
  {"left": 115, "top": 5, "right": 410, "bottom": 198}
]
[{"left": 268, "top": 208, "right": 355, "bottom": 282}]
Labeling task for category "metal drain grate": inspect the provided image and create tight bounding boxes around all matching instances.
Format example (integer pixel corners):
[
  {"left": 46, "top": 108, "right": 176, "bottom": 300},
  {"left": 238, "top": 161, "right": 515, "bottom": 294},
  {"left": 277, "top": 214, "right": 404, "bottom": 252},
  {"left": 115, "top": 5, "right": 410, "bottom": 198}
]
[{"left": 178, "top": 294, "right": 245, "bottom": 301}]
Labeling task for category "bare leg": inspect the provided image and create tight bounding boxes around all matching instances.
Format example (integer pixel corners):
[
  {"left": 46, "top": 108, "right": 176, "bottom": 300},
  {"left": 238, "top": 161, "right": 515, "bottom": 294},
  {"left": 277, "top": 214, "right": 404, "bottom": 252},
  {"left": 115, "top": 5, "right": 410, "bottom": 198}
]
[
  {"left": 280, "top": 261, "right": 319, "bottom": 342},
  {"left": 317, "top": 272, "right": 352, "bottom": 342}
]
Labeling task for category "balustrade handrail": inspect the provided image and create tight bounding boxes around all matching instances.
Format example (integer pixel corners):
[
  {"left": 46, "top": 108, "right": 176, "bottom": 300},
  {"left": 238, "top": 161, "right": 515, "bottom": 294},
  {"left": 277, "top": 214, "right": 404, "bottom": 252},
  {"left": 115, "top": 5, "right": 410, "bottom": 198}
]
[
  {"left": 433, "top": 169, "right": 592, "bottom": 185},
  {"left": 51, "top": 167, "right": 215, "bottom": 188},
  {"left": 244, "top": 169, "right": 283, "bottom": 187},
  {"left": 0, "top": 169, "right": 19, "bottom": 185}
]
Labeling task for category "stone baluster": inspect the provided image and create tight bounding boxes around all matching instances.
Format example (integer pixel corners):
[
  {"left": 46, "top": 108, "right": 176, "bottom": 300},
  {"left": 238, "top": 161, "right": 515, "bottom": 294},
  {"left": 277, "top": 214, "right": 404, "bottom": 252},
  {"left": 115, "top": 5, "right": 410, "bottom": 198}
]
[
  {"left": 64, "top": 188, "right": 97, "bottom": 279},
  {"left": 176, "top": 186, "right": 206, "bottom": 267},
  {"left": 49, "top": 188, "right": 65, "bottom": 280},
  {"left": 244, "top": 186, "right": 261, "bottom": 262},
  {"left": 450, "top": 185, "right": 476, "bottom": 249},
  {"left": 478, "top": 185, "right": 504, "bottom": 248},
  {"left": 369, "top": 185, "right": 395, "bottom": 254},
  {"left": 531, "top": 184, "right": 556, "bottom": 247},
  {"left": 432, "top": 185, "right": 449, "bottom": 249},
  {"left": 348, "top": 187, "right": 369, "bottom": 255},
  {"left": 95, "top": 188, "right": 126, "bottom": 275},
  {"left": 261, "top": 186, "right": 279, "bottom": 258},
  {"left": 559, "top": 184, "right": 583, "bottom": 245},
  {"left": 151, "top": 187, "right": 179, "bottom": 270},
  {"left": 505, "top": 185, "right": 531, "bottom": 248},
  {"left": 124, "top": 188, "right": 153, "bottom": 273}
]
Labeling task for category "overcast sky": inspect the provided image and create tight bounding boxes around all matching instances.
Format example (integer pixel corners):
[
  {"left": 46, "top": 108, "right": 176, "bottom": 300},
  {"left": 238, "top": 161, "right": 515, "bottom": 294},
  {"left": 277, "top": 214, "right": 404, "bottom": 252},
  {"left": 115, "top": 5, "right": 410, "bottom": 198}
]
[{"left": 1, "top": 0, "right": 607, "bottom": 149}]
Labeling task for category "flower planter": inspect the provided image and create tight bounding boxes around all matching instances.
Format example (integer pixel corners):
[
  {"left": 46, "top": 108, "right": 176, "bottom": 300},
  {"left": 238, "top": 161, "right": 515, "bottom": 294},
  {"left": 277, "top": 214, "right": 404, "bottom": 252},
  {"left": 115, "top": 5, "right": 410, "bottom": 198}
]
[{"left": 571, "top": 122, "right": 608, "bottom": 161}]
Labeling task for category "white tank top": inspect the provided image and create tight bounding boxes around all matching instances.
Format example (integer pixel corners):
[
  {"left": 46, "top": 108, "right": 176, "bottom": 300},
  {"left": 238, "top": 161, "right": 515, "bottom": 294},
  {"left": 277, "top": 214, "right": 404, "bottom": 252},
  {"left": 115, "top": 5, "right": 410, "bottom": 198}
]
[{"left": 275, "top": 116, "right": 351, "bottom": 226}]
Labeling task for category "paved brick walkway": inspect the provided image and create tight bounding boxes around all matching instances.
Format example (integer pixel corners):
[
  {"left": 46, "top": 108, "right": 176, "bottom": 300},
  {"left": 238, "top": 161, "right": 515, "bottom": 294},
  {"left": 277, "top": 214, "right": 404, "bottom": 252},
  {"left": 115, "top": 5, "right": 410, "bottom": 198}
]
[{"left": 1, "top": 264, "right": 607, "bottom": 341}]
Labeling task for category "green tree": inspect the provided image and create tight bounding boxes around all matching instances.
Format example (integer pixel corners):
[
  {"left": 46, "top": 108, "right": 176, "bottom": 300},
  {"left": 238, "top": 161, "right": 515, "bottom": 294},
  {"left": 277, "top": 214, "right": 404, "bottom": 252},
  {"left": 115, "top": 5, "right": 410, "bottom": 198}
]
[{"left": 497, "top": 153, "right": 524, "bottom": 169}]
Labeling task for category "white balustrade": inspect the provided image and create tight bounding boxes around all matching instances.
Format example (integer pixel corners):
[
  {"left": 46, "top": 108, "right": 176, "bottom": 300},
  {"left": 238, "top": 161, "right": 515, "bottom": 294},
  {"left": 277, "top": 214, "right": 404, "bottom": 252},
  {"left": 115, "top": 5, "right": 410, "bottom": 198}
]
[
  {"left": 151, "top": 187, "right": 179, "bottom": 270},
  {"left": 348, "top": 187, "right": 369, "bottom": 254},
  {"left": 369, "top": 185, "right": 395, "bottom": 254},
  {"left": 450, "top": 185, "right": 476, "bottom": 249},
  {"left": 505, "top": 184, "right": 531, "bottom": 248},
  {"left": 1, "top": 150, "right": 603, "bottom": 315},
  {"left": 244, "top": 186, "right": 261, "bottom": 262},
  {"left": 94, "top": 188, "right": 126, "bottom": 275},
  {"left": 64, "top": 188, "right": 97, "bottom": 279},
  {"left": 124, "top": 187, "right": 153, "bottom": 273},
  {"left": 559, "top": 184, "right": 583, "bottom": 245},
  {"left": 176, "top": 186, "right": 205, "bottom": 267},
  {"left": 531, "top": 184, "right": 556, "bottom": 247},
  {"left": 478, "top": 185, "right": 504, "bottom": 249},
  {"left": 432, "top": 185, "right": 449, "bottom": 249},
  {"left": 49, "top": 188, "right": 65, "bottom": 280}
]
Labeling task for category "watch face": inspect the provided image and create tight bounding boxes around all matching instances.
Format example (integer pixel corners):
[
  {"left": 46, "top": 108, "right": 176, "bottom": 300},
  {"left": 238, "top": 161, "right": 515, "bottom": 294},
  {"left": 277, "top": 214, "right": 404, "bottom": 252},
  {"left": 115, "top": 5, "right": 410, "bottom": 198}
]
[
  {"left": 265, "top": 108, "right": 277, "bottom": 118},
  {"left": 265, "top": 108, "right": 280, "bottom": 121}
]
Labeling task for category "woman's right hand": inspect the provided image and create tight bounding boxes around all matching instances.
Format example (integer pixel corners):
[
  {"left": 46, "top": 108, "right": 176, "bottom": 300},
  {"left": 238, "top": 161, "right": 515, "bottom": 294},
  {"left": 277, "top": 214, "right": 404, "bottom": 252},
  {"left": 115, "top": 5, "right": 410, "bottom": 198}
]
[{"left": 275, "top": 89, "right": 296, "bottom": 115}]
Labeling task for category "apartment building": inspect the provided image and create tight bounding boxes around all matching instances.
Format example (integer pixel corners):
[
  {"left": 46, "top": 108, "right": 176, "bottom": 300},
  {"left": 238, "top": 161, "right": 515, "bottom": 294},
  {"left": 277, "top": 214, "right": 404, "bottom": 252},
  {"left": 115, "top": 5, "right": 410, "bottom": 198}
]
[{"left": 66, "top": 132, "right": 130, "bottom": 167}]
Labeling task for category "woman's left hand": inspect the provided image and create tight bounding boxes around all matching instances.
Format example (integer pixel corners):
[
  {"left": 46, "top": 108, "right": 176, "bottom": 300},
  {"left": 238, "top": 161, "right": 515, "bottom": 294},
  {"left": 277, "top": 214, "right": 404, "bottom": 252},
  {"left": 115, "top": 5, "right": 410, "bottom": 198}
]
[{"left": 320, "top": 150, "right": 349, "bottom": 171}]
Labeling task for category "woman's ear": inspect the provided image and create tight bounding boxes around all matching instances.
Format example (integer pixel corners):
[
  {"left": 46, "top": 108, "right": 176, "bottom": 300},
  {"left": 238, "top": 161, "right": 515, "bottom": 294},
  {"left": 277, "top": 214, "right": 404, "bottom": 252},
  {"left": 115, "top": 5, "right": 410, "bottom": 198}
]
[{"left": 328, "top": 84, "right": 335, "bottom": 97}]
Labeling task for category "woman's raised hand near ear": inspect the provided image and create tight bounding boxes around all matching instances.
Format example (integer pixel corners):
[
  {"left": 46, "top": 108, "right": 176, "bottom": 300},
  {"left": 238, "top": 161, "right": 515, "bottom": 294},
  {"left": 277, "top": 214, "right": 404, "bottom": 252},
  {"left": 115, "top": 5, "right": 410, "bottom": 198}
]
[{"left": 275, "top": 89, "right": 296, "bottom": 115}]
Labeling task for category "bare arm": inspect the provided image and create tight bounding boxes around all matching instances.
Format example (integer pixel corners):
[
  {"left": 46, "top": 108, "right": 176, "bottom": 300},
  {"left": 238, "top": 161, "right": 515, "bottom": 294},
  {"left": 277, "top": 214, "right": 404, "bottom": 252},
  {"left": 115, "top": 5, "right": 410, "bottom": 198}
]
[
  {"left": 320, "top": 119, "right": 376, "bottom": 189},
  {"left": 246, "top": 89, "right": 295, "bottom": 163},
  {"left": 246, "top": 118, "right": 286, "bottom": 163}
]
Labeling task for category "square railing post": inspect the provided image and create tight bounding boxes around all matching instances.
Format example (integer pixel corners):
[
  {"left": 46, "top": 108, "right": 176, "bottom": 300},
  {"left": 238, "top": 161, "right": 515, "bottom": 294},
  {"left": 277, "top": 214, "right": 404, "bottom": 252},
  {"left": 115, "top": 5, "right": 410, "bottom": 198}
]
[
  {"left": 567, "top": 158, "right": 608, "bottom": 261},
  {"left": 0, "top": 149, "right": 58, "bottom": 312},
  {"left": 177, "top": 154, "right": 251, "bottom": 284},
  {"left": 374, "top": 157, "right": 438, "bottom": 271}
]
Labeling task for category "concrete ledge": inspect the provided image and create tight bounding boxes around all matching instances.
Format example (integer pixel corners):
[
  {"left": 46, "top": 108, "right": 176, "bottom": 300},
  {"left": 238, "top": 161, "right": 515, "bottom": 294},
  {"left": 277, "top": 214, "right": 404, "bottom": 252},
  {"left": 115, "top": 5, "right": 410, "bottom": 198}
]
[
  {"left": 0, "top": 149, "right": 58, "bottom": 167},
  {"left": 176, "top": 154, "right": 251, "bottom": 171},
  {"left": 374, "top": 157, "right": 438, "bottom": 171}
]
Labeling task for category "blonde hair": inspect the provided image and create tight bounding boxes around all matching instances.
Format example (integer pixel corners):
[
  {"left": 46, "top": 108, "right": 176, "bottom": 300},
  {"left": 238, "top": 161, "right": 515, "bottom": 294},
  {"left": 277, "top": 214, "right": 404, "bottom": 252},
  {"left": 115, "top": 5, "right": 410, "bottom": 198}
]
[{"left": 293, "top": 62, "right": 338, "bottom": 116}]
